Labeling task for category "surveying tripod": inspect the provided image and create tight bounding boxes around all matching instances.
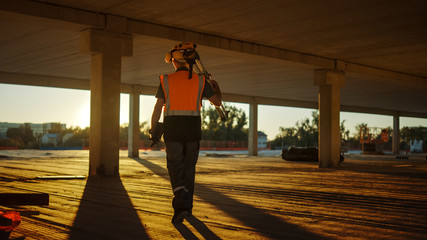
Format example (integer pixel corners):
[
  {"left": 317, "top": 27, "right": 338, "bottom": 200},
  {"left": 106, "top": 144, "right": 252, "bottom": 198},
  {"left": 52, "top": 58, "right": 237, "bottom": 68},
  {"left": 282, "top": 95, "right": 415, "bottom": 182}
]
[{"left": 192, "top": 56, "right": 229, "bottom": 121}]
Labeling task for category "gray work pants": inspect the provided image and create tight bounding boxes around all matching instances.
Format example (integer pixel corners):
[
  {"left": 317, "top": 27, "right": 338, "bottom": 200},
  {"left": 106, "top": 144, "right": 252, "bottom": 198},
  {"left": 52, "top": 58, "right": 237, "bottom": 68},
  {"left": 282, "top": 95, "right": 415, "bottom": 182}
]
[{"left": 165, "top": 141, "right": 200, "bottom": 213}]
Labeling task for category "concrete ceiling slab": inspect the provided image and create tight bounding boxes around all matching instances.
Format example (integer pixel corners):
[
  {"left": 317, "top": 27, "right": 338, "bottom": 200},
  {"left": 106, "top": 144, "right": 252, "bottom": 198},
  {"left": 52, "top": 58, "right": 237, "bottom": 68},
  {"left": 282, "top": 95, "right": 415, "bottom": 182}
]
[{"left": 0, "top": 0, "right": 426, "bottom": 117}]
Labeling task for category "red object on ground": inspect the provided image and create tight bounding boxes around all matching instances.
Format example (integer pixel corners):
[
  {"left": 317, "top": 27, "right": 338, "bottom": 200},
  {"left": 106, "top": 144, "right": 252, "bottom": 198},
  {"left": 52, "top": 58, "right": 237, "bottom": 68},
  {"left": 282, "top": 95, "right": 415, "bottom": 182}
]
[
  {"left": 0, "top": 147, "right": 18, "bottom": 150},
  {"left": 0, "top": 211, "right": 21, "bottom": 232}
]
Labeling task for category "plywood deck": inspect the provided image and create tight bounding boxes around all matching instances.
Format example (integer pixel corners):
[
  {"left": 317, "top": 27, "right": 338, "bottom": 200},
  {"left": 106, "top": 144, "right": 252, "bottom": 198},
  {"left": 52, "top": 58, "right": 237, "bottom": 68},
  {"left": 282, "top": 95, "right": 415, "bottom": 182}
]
[{"left": 1, "top": 150, "right": 427, "bottom": 240}]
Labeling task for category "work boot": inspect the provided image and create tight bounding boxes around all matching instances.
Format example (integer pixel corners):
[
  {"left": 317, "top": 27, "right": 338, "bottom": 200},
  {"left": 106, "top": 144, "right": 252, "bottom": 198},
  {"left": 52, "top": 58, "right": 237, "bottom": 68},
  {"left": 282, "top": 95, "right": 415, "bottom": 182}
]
[{"left": 171, "top": 210, "right": 189, "bottom": 224}]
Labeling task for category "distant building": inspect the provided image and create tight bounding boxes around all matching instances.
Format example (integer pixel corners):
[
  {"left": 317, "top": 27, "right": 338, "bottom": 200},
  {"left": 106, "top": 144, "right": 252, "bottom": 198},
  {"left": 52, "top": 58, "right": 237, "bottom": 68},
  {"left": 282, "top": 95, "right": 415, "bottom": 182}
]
[
  {"left": 0, "top": 132, "right": 7, "bottom": 139},
  {"left": 40, "top": 132, "right": 74, "bottom": 147},
  {"left": 42, "top": 133, "right": 59, "bottom": 146},
  {"left": 62, "top": 133, "right": 73, "bottom": 143},
  {"left": 0, "top": 122, "right": 21, "bottom": 134},
  {"left": 410, "top": 140, "right": 423, "bottom": 153},
  {"left": 258, "top": 131, "right": 268, "bottom": 149},
  {"left": 0, "top": 122, "right": 66, "bottom": 136}
]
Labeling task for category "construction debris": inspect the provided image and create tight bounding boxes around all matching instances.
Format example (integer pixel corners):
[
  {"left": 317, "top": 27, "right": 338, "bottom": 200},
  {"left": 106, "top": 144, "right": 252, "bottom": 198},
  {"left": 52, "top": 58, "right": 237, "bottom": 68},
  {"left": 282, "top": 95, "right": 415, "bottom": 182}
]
[
  {"left": 282, "top": 146, "right": 344, "bottom": 162},
  {"left": 36, "top": 175, "right": 86, "bottom": 180},
  {"left": 0, "top": 193, "right": 49, "bottom": 206},
  {"left": 0, "top": 211, "right": 21, "bottom": 239}
]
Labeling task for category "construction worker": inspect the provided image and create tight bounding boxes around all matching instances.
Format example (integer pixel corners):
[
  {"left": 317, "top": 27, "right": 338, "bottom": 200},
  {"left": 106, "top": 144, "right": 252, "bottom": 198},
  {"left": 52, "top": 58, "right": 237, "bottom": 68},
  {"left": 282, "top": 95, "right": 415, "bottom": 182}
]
[{"left": 150, "top": 42, "right": 222, "bottom": 223}]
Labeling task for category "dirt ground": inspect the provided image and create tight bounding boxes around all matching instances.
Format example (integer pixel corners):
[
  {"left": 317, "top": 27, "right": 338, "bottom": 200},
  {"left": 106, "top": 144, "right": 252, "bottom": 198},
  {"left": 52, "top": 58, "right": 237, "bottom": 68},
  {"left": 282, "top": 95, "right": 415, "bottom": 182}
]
[{"left": 1, "top": 150, "right": 426, "bottom": 240}]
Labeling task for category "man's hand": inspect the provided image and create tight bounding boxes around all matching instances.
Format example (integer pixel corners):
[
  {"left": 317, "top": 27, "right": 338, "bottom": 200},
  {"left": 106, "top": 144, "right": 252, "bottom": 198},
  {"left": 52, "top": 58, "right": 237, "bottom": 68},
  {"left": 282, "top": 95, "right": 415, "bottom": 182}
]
[{"left": 149, "top": 123, "right": 164, "bottom": 147}]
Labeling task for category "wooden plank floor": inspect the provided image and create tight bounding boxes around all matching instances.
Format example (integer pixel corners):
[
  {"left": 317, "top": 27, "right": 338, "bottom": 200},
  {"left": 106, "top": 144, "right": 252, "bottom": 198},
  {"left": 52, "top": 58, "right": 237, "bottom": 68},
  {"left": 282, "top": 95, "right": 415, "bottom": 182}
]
[{"left": 1, "top": 150, "right": 427, "bottom": 240}]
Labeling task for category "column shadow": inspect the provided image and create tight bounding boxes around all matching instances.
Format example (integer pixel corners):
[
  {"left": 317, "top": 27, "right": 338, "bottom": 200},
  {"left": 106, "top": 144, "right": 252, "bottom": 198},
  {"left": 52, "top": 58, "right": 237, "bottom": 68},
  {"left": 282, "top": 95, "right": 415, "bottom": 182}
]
[
  {"left": 134, "top": 157, "right": 325, "bottom": 240},
  {"left": 69, "top": 176, "right": 149, "bottom": 240}
]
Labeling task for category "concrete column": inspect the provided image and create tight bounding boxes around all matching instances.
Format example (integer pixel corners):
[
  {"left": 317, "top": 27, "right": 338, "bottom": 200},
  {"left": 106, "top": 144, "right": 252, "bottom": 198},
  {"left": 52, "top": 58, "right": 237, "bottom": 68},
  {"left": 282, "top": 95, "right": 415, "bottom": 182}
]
[
  {"left": 248, "top": 102, "right": 258, "bottom": 156},
  {"left": 392, "top": 113, "right": 400, "bottom": 154},
  {"left": 314, "top": 69, "right": 345, "bottom": 168},
  {"left": 80, "top": 28, "right": 132, "bottom": 176},
  {"left": 128, "top": 89, "right": 140, "bottom": 157}
]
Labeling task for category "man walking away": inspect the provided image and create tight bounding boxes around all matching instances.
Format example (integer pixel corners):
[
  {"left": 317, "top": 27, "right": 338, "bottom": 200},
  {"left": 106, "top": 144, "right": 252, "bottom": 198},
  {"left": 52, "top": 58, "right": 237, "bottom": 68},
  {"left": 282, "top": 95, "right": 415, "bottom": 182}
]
[{"left": 151, "top": 42, "right": 222, "bottom": 223}]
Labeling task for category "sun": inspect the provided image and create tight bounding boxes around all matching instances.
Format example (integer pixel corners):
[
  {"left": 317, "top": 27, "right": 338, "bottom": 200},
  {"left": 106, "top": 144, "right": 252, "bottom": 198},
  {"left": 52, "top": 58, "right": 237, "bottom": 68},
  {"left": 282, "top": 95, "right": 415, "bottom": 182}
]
[{"left": 77, "top": 102, "right": 91, "bottom": 128}]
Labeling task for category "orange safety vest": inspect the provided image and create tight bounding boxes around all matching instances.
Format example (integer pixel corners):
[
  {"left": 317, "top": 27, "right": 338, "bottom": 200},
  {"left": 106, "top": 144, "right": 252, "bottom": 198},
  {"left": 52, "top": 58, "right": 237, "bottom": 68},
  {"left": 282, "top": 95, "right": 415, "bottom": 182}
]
[{"left": 160, "top": 71, "right": 205, "bottom": 117}]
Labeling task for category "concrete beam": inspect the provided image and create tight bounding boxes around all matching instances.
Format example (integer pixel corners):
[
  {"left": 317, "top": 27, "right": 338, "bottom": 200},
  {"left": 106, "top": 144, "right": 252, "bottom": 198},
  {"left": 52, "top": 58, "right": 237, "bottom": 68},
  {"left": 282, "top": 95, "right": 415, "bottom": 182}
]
[
  {"left": 340, "top": 105, "right": 398, "bottom": 116},
  {"left": 120, "top": 84, "right": 157, "bottom": 96},
  {"left": 0, "top": 0, "right": 104, "bottom": 31},
  {"left": 127, "top": 20, "right": 334, "bottom": 69},
  {"left": 80, "top": 28, "right": 132, "bottom": 56},
  {"left": 222, "top": 93, "right": 318, "bottom": 109},
  {"left": 2, "top": 71, "right": 427, "bottom": 119},
  {"left": 0, "top": 72, "right": 159, "bottom": 96},
  {"left": 346, "top": 63, "right": 427, "bottom": 88},
  {"left": 0, "top": 71, "right": 90, "bottom": 90}
]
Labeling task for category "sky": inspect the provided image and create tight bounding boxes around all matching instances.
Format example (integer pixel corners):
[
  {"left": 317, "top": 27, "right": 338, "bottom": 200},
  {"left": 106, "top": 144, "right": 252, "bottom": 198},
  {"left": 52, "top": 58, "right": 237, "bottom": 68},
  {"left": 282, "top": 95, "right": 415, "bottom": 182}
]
[{"left": 1, "top": 83, "right": 426, "bottom": 140}]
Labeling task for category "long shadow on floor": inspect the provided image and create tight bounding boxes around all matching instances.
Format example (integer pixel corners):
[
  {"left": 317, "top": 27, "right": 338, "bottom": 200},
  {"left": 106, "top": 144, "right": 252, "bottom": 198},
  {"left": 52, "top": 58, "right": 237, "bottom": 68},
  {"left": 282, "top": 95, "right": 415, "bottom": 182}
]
[
  {"left": 69, "top": 176, "right": 149, "bottom": 240},
  {"left": 173, "top": 215, "right": 222, "bottom": 240},
  {"left": 339, "top": 160, "right": 427, "bottom": 180},
  {"left": 134, "top": 157, "right": 325, "bottom": 240},
  {"left": 186, "top": 215, "right": 222, "bottom": 240}
]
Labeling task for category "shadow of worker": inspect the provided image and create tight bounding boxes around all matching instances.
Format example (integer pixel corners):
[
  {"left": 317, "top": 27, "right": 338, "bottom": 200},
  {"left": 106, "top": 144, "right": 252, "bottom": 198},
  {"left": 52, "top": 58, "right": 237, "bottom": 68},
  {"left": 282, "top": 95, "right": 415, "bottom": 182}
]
[
  {"left": 135, "top": 157, "right": 325, "bottom": 240},
  {"left": 69, "top": 176, "right": 149, "bottom": 240},
  {"left": 173, "top": 215, "right": 222, "bottom": 240}
]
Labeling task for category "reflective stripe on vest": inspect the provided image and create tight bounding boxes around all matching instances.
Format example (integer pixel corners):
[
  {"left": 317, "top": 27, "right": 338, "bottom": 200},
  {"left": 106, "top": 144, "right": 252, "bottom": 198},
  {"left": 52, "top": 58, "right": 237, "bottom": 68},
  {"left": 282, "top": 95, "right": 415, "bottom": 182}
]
[{"left": 161, "top": 72, "right": 205, "bottom": 117}]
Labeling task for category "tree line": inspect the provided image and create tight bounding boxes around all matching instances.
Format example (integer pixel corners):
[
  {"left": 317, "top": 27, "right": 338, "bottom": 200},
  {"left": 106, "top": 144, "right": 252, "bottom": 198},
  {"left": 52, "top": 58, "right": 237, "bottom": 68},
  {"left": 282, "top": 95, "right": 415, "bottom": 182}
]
[
  {"left": 201, "top": 104, "right": 248, "bottom": 141},
  {"left": 0, "top": 122, "right": 150, "bottom": 149},
  {"left": 1, "top": 105, "right": 425, "bottom": 150},
  {"left": 198, "top": 105, "right": 426, "bottom": 151}
]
